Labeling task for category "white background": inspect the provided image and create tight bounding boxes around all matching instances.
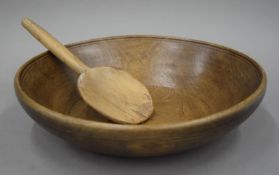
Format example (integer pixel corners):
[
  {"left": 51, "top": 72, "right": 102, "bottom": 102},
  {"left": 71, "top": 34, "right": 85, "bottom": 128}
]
[{"left": 0, "top": 0, "right": 278, "bottom": 174}]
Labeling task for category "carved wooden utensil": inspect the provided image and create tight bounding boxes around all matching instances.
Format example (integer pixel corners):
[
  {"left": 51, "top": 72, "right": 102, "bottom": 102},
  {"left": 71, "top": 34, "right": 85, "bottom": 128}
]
[{"left": 21, "top": 18, "right": 153, "bottom": 124}]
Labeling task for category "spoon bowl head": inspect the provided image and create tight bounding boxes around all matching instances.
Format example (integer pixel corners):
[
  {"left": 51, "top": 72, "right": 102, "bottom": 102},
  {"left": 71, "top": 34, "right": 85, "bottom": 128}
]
[{"left": 77, "top": 67, "right": 153, "bottom": 124}]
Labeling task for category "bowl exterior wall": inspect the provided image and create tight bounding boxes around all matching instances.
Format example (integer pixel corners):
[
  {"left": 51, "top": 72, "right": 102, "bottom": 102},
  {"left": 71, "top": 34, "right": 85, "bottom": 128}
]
[{"left": 15, "top": 84, "right": 265, "bottom": 157}]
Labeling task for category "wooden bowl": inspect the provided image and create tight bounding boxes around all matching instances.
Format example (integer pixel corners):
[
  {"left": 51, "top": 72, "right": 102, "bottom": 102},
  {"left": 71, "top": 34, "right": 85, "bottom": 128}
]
[{"left": 15, "top": 35, "right": 267, "bottom": 157}]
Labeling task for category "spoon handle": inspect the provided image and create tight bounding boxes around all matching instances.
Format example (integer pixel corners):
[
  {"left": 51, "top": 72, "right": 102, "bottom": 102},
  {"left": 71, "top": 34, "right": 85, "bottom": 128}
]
[{"left": 22, "top": 18, "right": 89, "bottom": 74}]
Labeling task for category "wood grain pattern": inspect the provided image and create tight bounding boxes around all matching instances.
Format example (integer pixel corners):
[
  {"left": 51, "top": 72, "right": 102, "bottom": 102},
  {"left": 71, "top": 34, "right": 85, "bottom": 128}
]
[
  {"left": 21, "top": 18, "right": 153, "bottom": 124},
  {"left": 78, "top": 67, "right": 153, "bottom": 124},
  {"left": 15, "top": 35, "right": 267, "bottom": 157}
]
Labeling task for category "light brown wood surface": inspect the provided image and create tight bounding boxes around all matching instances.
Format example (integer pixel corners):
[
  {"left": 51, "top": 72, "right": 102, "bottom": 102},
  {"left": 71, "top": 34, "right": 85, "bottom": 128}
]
[
  {"left": 15, "top": 35, "right": 267, "bottom": 157},
  {"left": 22, "top": 18, "right": 88, "bottom": 74},
  {"left": 21, "top": 18, "right": 153, "bottom": 124},
  {"left": 78, "top": 67, "right": 153, "bottom": 124}
]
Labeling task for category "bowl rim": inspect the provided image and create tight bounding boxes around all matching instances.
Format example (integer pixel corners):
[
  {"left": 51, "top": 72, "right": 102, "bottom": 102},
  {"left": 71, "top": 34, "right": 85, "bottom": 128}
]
[{"left": 15, "top": 35, "right": 267, "bottom": 131}]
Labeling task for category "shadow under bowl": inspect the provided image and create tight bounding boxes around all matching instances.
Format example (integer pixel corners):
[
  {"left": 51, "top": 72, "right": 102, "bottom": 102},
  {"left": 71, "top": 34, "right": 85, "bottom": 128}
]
[{"left": 15, "top": 35, "right": 267, "bottom": 157}]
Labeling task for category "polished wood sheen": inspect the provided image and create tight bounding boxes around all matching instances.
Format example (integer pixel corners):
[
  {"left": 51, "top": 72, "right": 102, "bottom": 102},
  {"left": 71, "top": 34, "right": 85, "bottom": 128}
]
[
  {"left": 15, "top": 35, "right": 267, "bottom": 157},
  {"left": 21, "top": 18, "right": 153, "bottom": 124}
]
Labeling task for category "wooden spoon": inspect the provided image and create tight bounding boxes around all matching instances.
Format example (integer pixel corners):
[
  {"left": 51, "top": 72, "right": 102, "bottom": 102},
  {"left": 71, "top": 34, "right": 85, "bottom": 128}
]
[{"left": 22, "top": 18, "right": 153, "bottom": 124}]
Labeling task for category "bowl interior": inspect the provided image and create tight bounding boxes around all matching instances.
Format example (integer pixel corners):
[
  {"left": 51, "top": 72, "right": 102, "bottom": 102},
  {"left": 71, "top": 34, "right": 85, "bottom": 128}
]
[{"left": 19, "top": 36, "right": 262, "bottom": 124}]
